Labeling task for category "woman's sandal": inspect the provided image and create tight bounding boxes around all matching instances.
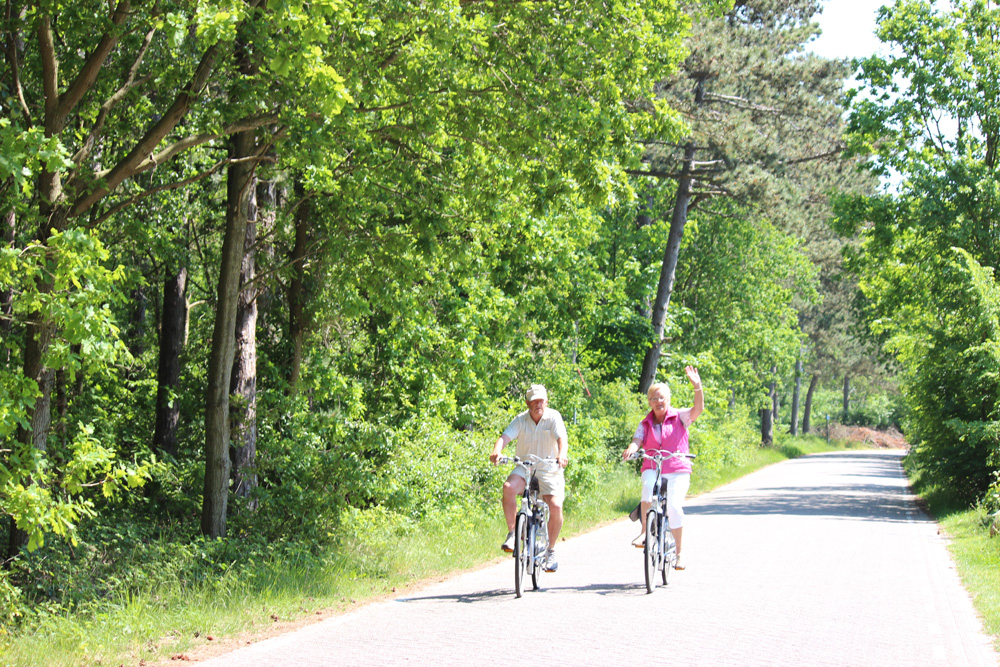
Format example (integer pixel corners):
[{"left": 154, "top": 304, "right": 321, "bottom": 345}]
[
  {"left": 674, "top": 557, "right": 686, "bottom": 570},
  {"left": 631, "top": 534, "right": 645, "bottom": 549}
]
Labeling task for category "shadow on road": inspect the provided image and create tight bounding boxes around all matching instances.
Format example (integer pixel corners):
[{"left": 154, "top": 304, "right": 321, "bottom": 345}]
[
  {"left": 687, "top": 450, "right": 927, "bottom": 523},
  {"left": 395, "top": 581, "right": 650, "bottom": 604},
  {"left": 394, "top": 589, "right": 513, "bottom": 604},
  {"left": 687, "top": 490, "right": 927, "bottom": 523}
]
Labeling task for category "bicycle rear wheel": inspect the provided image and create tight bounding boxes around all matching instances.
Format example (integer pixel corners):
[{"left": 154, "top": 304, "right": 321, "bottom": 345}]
[
  {"left": 514, "top": 512, "right": 528, "bottom": 598},
  {"left": 644, "top": 510, "right": 659, "bottom": 594}
]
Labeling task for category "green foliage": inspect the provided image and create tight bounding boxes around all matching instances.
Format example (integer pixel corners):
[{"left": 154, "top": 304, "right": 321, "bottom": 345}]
[
  {"left": 691, "top": 412, "right": 758, "bottom": 474},
  {"left": 0, "top": 230, "right": 153, "bottom": 554},
  {"left": 0, "top": 0, "right": 891, "bottom": 644},
  {"left": 0, "top": 120, "right": 73, "bottom": 199},
  {"left": 839, "top": 0, "right": 1000, "bottom": 505}
]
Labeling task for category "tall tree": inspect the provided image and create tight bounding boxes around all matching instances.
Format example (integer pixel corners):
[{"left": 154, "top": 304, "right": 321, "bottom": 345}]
[
  {"left": 632, "top": 0, "right": 864, "bottom": 395},
  {"left": 837, "top": 0, "right": 1000, "bottom": 501},
  {"left": 152, "top": 265, "right": 188, "bottom": 458}
]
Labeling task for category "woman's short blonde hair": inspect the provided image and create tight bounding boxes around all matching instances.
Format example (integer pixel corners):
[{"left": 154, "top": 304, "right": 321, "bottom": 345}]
[{"left": 646, "top": 382, "right": 671, "bottom": 403}]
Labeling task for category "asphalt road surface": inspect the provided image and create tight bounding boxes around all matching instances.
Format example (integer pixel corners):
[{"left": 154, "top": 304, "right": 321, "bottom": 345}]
[{"left": 197, "top": 450, "right": 998, "bottom": 667}]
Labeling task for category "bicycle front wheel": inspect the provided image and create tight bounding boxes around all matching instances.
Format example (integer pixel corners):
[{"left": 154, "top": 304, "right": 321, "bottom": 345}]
[
  {"left": 644, "top": 510, "right": 659, "bottom": 594},
  {"left": 531, "top": 515, "right": 546, "bottom": 590},
  {"left": 514, "top": 512, "right": 528, "bottom": 598}
]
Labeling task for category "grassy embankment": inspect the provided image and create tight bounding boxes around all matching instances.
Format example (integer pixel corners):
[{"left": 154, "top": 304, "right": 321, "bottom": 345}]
[{"left": 0, "top": 434, "right": 864, "bottom": 667}]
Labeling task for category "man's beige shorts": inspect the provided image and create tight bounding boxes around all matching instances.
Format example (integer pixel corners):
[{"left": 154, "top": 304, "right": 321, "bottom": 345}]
[{"left": 511, "top": 463, "right": 565, "bottom": 506}]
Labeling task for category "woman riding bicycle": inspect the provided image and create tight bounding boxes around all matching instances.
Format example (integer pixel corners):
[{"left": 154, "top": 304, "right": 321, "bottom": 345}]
[{"left": 621, "top": 366, "right": 703, "bottom": 570}]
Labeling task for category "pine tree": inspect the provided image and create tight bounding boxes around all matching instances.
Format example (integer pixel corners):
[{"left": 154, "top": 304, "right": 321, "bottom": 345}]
[{"left": 632, "top": 0, "right": 875, "bottom": 410}]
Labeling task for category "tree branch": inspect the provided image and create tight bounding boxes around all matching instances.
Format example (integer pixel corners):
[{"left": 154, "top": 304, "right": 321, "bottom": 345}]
[
  {"left": 626, "top": 167, "right": 724, "bottom": 180},
  {"left": 89, "top": 124, "right": 283, "bottom": 228},
  {"left": 89, "top": 158, "right": 230, "bottom": 228},
  {"left": 54, "top": 0, "right": 132, "bottom": 133},
  {"left": 37, "top": 15, "right": 59, "bottom": 133},
  {"left": 92, "top": 113, "right": 280, "bottom": 182},
  {"left": 702, "top": 91, "right": 783, "bottom": 115},
  {"left": 69, "top": 43, "right": 223, "bottom": 217},
  {"left": 781, "top": 144, "right": 845, "bottom": 166},
  {"left": 72, "top": 25, "right": 157, "bottom": 167},
  {"left": 4, "top": 0, "right": 32, "bottom": 126}
]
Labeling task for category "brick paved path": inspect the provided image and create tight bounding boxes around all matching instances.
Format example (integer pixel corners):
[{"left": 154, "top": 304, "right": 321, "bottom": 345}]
[{"left": 198, "top": 450, "right": 997, "bottom": 666}]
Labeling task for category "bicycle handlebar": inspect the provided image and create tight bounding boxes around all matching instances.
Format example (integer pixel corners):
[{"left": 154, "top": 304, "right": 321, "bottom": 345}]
[
  {"left": 626, "top": 449, "right": 696, "bottom": 462},
  {"left": 497, "top": 455, "right": 558, "bottom": 466}
]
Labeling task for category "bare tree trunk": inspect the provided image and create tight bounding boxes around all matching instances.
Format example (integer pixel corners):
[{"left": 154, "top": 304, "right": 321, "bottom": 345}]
[
  {"left": 760, "top": 366, "right": 776, "bottom": 445},
  {"left": 760, "top": 406, "right": 773, "bottom": 446},
  {"left": 127, "top": 286, "right": 148, "bottom": 359},
  {"left": 202, "top": 129, "right": 256, "bottom": 538},
  {"left": 229, "top": 180, "right": 259, "bottom": 505},
  {"left": 790, "top": 358, "right": 802, "bottom": 436},
  {"left": 772, "top": 380, "right": 780, "bottom": 427},
  {"left": 803, "top": 372, "right": 819, "bottom": 433},
  {"left": 1, "top": 200, "right": 13, "bottom": 351},
  {"left": 635, "top": 190, "right": 655, "bottom": 229},
  {"left": 153, "top": 266, "right": 188, "bottom": 458},
  {"left": 842, "top": 374, "right": 850, "bottom": 422},
  {"left": 638, "top": 143, "right": 695, "bottom": 394},
  {"left": 288, "top": 188, "right": 310, "bottom": 393},
  {"left": 638, "top": 77, "right": 706, "bottom": 395}
]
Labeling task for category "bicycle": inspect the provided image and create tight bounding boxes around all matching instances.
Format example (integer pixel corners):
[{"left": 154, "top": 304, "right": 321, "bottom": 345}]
[
  {"left": 498, "top": 455, "right": 555, "bottom": 598},
  {"left": 627, "top": 449, "right": 695, "bottom": 594}
]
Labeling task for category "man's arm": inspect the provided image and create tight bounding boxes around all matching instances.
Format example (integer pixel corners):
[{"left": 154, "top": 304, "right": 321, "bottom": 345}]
[
  {"left": 490, "top": 434, "right": 510, "bottom": 464},
  {"left": 557, "top": 436, "right": 568, "bottom": 468}
]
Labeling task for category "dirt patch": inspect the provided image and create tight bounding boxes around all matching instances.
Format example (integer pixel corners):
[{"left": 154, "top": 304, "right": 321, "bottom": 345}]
[{"left": 827, "top": 424, "right": 908, "bottom": 450}]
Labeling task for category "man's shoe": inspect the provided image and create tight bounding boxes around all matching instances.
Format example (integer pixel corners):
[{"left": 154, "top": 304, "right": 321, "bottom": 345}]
[
  {"left": 543, "top": 549, "right": 558, "bottom": 572},
  {"left": 501, "top": 531, "right": 515, "bottom": 553}
]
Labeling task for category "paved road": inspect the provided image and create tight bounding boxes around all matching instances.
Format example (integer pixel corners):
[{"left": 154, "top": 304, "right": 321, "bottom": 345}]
[{"left": 198, "top": 450, "right": 998, "bottom": 666}]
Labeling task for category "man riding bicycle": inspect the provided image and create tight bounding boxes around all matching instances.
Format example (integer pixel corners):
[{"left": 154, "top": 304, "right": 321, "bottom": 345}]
[{"left": 489, "top": 384, "right": 569, "bottom": 572}]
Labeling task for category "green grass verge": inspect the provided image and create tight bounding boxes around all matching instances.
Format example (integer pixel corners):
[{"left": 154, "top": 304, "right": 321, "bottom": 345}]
[
  {"left": 904, "top": 461, "right": 1000, "bottom": 647},
  {"left": 0, "top": 435, "right": 866, "bottom": 667}
]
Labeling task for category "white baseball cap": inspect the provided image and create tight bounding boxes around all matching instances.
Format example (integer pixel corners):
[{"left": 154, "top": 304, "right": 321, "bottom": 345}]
[{"left": 525, "top": 384, "right": 548, "bottom": 402}]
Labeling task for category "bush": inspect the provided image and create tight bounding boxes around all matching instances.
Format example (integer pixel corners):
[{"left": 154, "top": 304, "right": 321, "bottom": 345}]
[{"left": 691, "top": 412, "right": 758, "bottom": 473}]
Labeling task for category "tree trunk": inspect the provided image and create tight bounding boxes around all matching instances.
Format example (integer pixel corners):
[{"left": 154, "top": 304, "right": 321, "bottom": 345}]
[
  {"left": 1, "top": 201, "right": 13, "bottom": 354},
  {"left": 288, "top": 190, "right": 310, "bottom": 393},
  {"left": 153, "top": 266, "right": 188, "bottom": 458},
  {"left": 202, "top": 129, "right": 256, "bottom": 538},
  {"left": 803, "top": 372, "right": 819, "bottom": 433},
  {"left": 638, "top": 142, "right": 696, "bottom": 394},
  {"left": 229, "top": 179, "right": 259, "bottom": 504},
  {"left": 635, "top": 191, "right": 655, "bottom": 229},
  {"left": 772, "top": 381, "right": 780, "bottom": 427},
  {"left": 127, "top": 286, "right": 147, "bottom": 359},
  {"left": 55, "top": 368, "right": 68, "bottom": 444},
  {"left": 790, "top": 358, "right": 802, "bottom": 436},
  {"left": 638, "top": 76, "right": 706, "bottom": 395},
  {"left": 5, "top": 142, "right": 76, "bottom": 558},
  {"left": 7, "top": 368, "right": 54, "bottom": 559},
  {"left": 842, "top": 374, "right": 850, "bottom": 422},
  {"left": 760, "top": 407, "right": 773, "bottom": 446},
  {"left": 760, "top": 366, "right": 776, "bottom": 445}
]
